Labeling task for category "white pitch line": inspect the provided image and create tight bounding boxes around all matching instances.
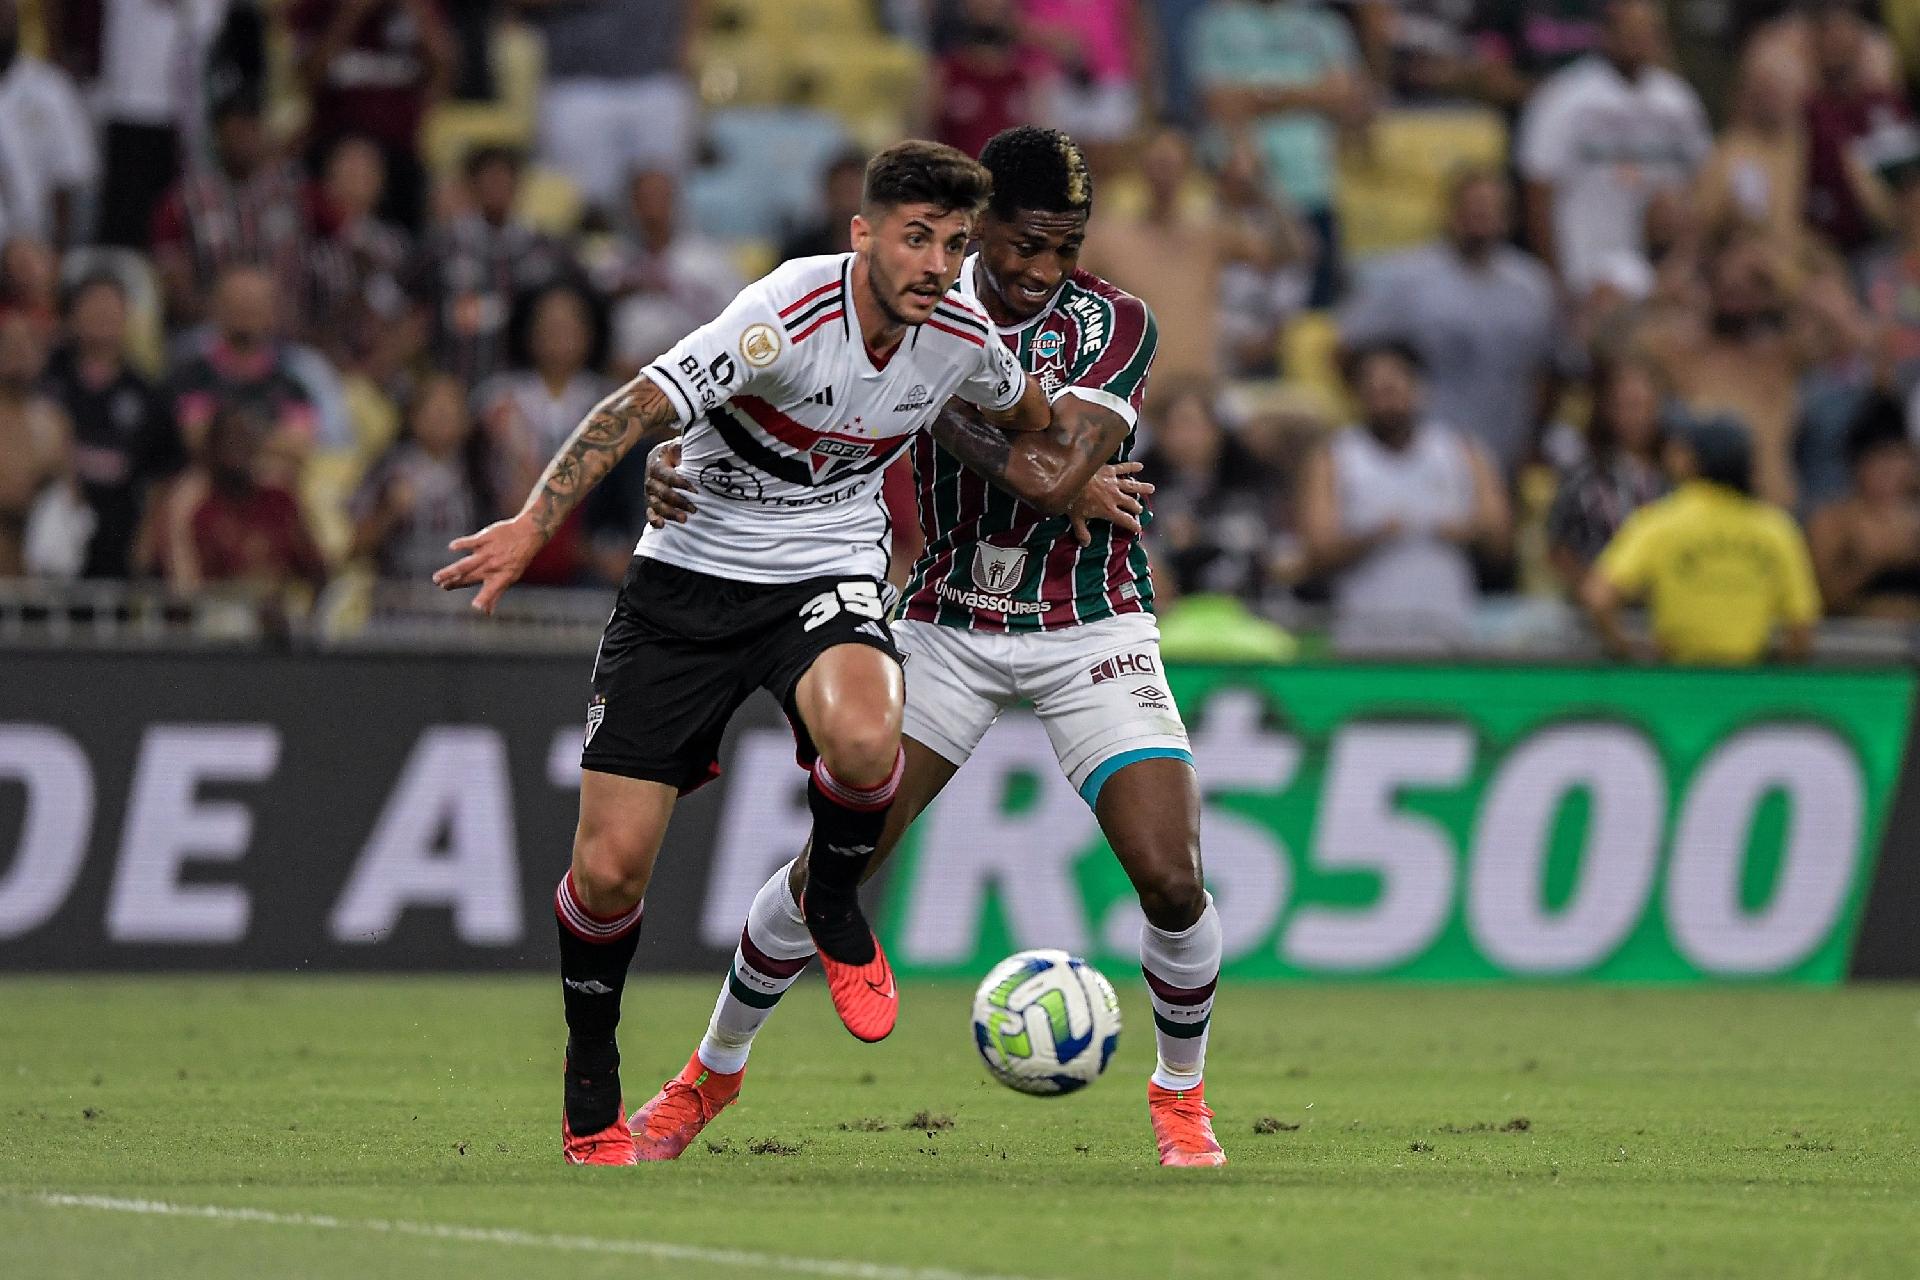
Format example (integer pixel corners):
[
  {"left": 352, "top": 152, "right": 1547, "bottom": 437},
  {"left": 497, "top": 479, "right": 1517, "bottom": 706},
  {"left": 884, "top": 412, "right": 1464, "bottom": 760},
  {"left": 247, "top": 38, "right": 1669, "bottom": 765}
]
[{"left": 28, "top": 1192, "right": 1052, "bottom": 1280}]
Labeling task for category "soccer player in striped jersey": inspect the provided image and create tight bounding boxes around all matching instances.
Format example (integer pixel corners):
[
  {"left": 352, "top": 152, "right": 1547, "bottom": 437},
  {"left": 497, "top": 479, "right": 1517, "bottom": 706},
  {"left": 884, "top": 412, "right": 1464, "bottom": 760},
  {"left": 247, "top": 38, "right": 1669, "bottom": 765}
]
[{"left": 638, "top": 127, "right": 1227, "bottom": 1168}]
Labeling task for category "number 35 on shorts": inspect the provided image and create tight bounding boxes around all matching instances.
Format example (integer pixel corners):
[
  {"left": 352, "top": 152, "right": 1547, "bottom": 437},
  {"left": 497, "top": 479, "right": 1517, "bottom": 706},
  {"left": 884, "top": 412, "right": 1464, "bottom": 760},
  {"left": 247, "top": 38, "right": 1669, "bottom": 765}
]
[{"left": 799, "top": 580, "right": 886, "bottom": 631}]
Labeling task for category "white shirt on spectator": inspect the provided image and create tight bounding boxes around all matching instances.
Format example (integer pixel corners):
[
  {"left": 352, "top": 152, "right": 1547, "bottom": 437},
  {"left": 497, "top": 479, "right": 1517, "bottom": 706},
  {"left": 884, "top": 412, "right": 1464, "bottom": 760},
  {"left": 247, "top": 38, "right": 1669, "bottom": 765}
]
[
  {"left": 0, "top": 54, "right": 99, "bottom": 240},
  {"left": 1518, "top": 55, "right": 1710, "bottom": 288},
  {"left": 95, "top": 0, "right": 230, "bottom": 128}
]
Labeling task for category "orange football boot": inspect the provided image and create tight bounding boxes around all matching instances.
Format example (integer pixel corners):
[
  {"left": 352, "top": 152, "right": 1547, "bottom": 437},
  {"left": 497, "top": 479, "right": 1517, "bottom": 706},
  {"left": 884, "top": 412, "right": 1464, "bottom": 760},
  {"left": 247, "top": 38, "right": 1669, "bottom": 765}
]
[
  {"left": 818, "top": 935, "right": 898, "bottom": 1042},
  {"left": 629, "top": 1053, "right": 745, "bottom": 1161},
  {"left": 1148, "top": 1081, "right": 1227, "bottom": 1167}
]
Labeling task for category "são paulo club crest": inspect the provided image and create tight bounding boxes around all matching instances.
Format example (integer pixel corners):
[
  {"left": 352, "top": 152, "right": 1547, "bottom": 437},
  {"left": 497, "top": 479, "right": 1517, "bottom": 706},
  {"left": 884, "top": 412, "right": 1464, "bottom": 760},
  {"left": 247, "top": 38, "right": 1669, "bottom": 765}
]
[{"left": 971, "top": 542, "right": 1030, "bottom": 594}]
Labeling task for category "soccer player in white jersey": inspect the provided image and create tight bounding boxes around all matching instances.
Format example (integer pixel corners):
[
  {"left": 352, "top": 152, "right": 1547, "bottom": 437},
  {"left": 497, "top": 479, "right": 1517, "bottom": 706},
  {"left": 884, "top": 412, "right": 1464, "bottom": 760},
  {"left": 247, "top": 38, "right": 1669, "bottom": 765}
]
[
  {"left": 433, "top": 141, "right": 1077, "bottom": 1166},
  {"left": 639, "top": 127, "right": 1229, "bottom": 1167}
]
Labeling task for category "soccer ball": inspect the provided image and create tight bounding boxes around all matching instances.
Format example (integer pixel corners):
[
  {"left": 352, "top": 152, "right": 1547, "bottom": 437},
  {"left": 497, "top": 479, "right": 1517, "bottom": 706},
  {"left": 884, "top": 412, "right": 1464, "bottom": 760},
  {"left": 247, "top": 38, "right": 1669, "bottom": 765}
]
[{"left": 970, "top": 949, "right": 1121, "bottom": 1096}]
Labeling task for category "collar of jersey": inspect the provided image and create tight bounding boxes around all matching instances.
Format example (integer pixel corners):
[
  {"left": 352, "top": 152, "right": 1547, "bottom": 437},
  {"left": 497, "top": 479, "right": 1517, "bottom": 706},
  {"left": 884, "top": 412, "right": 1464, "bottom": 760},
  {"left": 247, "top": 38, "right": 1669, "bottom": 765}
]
[{"left": 962, "top": 254, "right": 1064, "bottom": 338}]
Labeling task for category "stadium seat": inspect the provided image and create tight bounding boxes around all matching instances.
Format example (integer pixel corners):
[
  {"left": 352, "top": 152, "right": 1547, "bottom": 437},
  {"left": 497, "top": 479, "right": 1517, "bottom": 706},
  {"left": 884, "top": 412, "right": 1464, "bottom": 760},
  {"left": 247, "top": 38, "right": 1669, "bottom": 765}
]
[
  {"left": 517, "top": 167, "right": 585, "bottom": 236},
  {"left": 1335, "top": 107, "right": 1508, "bottom": 258},
  {"left": 686, "top": 109, "right": 852, "bottom": 242},
  {"left": 1278, "top": 310, "right": 1350, "bottom": 421},
  {"left": 793, "top": 38, "right": 927, "bottom": 146},
  {"left": 420, "top": 22, "right": 545, "bottom": 178}
]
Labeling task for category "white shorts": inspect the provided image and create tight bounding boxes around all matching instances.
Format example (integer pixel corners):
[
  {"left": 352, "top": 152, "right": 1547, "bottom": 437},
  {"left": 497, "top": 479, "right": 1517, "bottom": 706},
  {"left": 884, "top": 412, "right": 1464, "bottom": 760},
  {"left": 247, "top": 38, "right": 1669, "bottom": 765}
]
[{"left": 896, "top": 613, "right": 1192, "bottom": 806}]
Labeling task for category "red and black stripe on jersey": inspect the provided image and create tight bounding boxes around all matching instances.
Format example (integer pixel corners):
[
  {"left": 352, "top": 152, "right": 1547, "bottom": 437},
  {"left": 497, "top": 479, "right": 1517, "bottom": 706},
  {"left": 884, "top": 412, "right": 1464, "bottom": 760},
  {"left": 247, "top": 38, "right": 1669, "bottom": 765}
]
[
  {"left": 706, "top": 394, "right": 908, "bottom": 489},
  {"left": 926, "top": 300, "right": 990, "bottom": 347},
  {"left": 780, "top": 277, "right": 845, "bottom": 343},
  {"left": 902, "top": 271, "right": 1158, "bottom": 634}
]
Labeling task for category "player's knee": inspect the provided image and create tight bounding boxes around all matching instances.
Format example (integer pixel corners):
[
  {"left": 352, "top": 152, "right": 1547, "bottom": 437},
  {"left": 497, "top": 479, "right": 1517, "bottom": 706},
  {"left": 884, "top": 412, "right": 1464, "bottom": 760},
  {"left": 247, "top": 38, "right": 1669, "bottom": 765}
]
[
  {"left": 1135, "top": 862, "right": 1205, "bottom": 933},
  {"left": 571, "top": 830, "right": 651, "bottom": 909},
  {"left": 814, "top": 719, "right": 902, "bottom": 788}
]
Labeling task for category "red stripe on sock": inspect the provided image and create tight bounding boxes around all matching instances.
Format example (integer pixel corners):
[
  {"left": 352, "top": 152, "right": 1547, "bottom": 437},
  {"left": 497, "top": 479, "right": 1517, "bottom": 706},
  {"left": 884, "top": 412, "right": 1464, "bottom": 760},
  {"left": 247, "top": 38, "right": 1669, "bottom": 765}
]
[
  {"left": 1141, "top": 967, "right": 1218, "bottom": 1006},
  {"left": 810, "top": 750, "right": 903, "bottom": 812},
  {"left": 739, "top": 927, "right": 812, "bottom": 979},
  {"left": 555, "top": 873, "right": 643, "bottom": 942}
]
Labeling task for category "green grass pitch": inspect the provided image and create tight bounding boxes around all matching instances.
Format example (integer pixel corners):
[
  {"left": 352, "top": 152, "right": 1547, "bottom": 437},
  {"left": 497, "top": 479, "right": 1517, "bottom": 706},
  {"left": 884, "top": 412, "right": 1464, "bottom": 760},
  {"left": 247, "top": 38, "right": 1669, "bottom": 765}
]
[{"left": 3, "top": 976, "right": 1917, "bottom": 1279}]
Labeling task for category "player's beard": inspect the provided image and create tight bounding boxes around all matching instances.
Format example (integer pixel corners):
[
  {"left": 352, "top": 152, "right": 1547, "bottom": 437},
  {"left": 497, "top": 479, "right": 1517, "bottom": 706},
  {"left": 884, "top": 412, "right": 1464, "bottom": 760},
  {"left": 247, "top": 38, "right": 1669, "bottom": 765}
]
[{"left": 867, "top": 257, "right": 938, "bottom": 329}]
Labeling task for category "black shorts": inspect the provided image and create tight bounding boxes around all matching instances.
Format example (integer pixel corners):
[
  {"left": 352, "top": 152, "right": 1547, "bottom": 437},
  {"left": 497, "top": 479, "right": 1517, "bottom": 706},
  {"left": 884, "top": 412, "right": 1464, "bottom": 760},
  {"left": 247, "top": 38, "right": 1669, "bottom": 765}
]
[{"left": 580, "top": 556, "right": 901, "bottom": 793}]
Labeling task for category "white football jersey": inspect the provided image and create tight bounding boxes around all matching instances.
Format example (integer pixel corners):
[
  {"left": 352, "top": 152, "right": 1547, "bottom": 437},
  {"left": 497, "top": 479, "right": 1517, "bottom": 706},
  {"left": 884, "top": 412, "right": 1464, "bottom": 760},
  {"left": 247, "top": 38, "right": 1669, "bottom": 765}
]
[{"left": 636, "top": 254, "right": 1026, "bottom": 583}]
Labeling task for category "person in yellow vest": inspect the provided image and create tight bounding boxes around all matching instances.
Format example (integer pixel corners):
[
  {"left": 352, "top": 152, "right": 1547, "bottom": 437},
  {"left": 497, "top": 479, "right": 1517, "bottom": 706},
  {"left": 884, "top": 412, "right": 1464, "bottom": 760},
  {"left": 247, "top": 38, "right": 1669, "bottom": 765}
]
[{"left": 1582, "top": 415, "right": 1821, "bottom": 663}]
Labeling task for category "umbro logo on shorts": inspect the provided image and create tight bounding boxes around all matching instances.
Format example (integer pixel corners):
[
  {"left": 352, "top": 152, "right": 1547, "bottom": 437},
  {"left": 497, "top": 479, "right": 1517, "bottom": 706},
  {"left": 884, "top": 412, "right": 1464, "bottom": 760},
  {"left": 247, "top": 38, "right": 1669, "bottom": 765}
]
[{"left": 1132, "top": 684, "right": 1170, "bottom": 709}]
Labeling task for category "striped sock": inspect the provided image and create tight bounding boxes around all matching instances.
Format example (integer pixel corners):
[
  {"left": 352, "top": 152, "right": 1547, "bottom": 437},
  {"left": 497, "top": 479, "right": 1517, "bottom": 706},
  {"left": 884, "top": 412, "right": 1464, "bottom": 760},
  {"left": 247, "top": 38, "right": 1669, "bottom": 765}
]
[
  {"left": 800, "top": 750, "right": 903, "bottom": 964},
  {"left": 1140, "top": 892, "right": 1222, "bottom": 1092},
  {"left": 554, "top": 872, "right": 643, "bottom": 1132},
  {"left": 698, "top": 863, "right": 815, "bottom": 1074}
]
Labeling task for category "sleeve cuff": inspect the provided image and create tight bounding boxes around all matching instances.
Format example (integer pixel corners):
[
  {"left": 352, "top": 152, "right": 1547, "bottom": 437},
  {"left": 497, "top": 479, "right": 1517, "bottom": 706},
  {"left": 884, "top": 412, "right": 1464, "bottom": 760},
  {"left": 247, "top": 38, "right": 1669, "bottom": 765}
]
[
  {"left": 641, "top": 365, "right": 696, "bottom": 427},
  {"left": 1052, "top": 385, "right": 1137, "bottom": 429}
]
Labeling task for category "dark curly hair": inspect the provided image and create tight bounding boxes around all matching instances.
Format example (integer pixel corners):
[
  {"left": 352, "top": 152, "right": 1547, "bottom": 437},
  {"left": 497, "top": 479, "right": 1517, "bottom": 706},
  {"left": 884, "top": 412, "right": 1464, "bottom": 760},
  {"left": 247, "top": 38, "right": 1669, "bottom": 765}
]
[
  {"left": 979, "top": 126, "right": 1094, "bottom": 220},
  {"left": 863, "top": 140, "right": 993, "bottom": 217}
]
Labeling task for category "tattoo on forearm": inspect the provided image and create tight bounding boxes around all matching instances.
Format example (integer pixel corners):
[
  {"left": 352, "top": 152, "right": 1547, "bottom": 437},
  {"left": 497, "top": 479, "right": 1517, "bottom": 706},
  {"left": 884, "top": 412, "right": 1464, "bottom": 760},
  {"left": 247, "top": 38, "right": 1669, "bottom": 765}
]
[{"left": 523, "top": 377, "right": 679, "bottom": 537}]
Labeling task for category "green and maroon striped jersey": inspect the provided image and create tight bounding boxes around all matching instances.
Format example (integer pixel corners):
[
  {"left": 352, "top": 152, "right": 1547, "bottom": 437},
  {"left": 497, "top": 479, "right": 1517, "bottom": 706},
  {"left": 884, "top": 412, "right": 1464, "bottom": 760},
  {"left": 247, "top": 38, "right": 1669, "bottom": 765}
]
[{"left": 901, "top": 257, "right": 1158, "bottom": 633}]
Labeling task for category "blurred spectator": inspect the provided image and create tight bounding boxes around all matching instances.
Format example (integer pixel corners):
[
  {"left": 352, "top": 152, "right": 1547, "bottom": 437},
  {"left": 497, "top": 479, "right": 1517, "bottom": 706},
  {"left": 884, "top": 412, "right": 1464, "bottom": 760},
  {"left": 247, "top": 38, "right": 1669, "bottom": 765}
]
[
  {"left": 1860, "top": 125, "right": 1920, "bottom": 395},
  {"left": 1339, "top": 166, "right": 1560, "bottom": 474},
  {"left": 290, "top": 0, "right": 455, "bottom": 234},
  {"left": 522, "top": 0, "right": 696, "bottom": 213},
  {"left": 0, "top": 0, "right": 99, "bottom": 246},
  {"left": 1545, "top": 355, "right": 1669, "bottom": 589},
  {"left": 0, "top": 312, "right": 77, "bottom": 577},
  {"left": 170, "top": 265, "right": 320, "bottom": 476},
  {"left": 81, "top": 0, "right": 230, "bottom": 249},
  {"left": 1149, "top": 0, "right": 1212, "bottom": 125},
  {"left": 1347, "top": 0, "right": 1494, "bottom": 105},
  {"left": 1023, "top": 0, "right": 1144, "bottom": 165},
  {"left": 171, "top": 406, "right": 328, "bottom": 598},
  {"left": 1300, "top": 341, "right": 1510, "bottom": 652},
  {"left": 1635, "top": 232, "right": 1810, "bottom": 509},
  {"left": 1802, "top": 0, "right": 1909, "bottom": 259},
  {"left": 311, "top": 134, "right": 414, "bottom": 374},
  {"left": 933, "top": 0, "right": 1036, "bottom": 160},
  {"left": 351, "top": 372, "right": 486, "bottom": 582},
  {"left": 1517, "top": 0, "right": 1711, "bottom": 288},
  {"left": 409, "top": 145, "right": 577, "bottom": 392},
  {"left": 1191, "top": 0, "right": 1367, "bottom": 306},
  {"left": 1808, "top": 393, "right": 1920, "bottom": 619},
  {"left": 44, "top": 273, "right": 183, "bottom": 579},
  {"left": 1584, "top": 415, "right": 1819, "bottom": 663},
  {"left": 1695, "top": 55, "right": 1807, "bottom": 251},
  {"left": 1213, "top": 137, "right": 1311, "bottom": 379},
  {"left": 479, "top": 281, "right": 607, "bottom": 583},
  {"left": 778, "top": 151, "right": 867, "bottom": 263},
  {"left": 1081, "top": 127, "right": 1220, "bottom": 381},
  {"left": 1797, "top": 248, "right": 1879, "bottom": 509},
  {"left": 1471, "top": 0, "right": 1607, "bottom": 108},
  {"left": 150, "top": 87, "right": 323, "bottom": 329},
  {"left": 1137, "top": 379, "right": 1282, "bottom": 602},
  {"left": 1, "top": 236, "right": 60, "bottom": 339},
  {"left": 1744, "top": 0, "right": 1901, "bottom": 110},
  {"left": 595, "top": 169, "right": 743, "bottom": 373}
]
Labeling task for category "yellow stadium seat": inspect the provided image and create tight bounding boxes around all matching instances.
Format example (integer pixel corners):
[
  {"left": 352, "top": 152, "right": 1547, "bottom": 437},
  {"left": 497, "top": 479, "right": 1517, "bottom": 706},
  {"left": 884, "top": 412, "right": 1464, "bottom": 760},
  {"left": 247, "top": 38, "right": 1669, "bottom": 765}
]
[
  {"left": 420, "top": 22, "right": 545, "bottom": 178},
  {"left": 1336, "top": 108, "right": 1507, "bottom": 258},
  {"left": 517, "top": 167, "right": 584, "bottom": 236},
  {"left": 1279, "top": 310, "right": 1350, "bottom": 421},
  {"left": 794, "top": 38, "right": 927, "bottom": 145}
]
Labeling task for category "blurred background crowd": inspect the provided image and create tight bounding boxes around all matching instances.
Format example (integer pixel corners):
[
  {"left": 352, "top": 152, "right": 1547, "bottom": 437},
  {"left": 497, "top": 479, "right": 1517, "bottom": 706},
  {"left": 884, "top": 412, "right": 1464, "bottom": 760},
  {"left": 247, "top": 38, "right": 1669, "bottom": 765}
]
[{"left": 8, "top": 0, "right": 1920, "bottom": 661}]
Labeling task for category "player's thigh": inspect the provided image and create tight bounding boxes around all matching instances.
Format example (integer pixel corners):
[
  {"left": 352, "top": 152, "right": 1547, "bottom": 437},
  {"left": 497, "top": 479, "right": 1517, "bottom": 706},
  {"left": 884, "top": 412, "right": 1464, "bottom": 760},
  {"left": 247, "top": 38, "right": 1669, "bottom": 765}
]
[
  {"left": 895, "top": 618, "right": 1012, "bottom": 780},
  {"left": 759, "top": 575, "right": 906, "bottom": 781},
  {"left": 570, "top": 769, "right": 678, "bottom": 904}
]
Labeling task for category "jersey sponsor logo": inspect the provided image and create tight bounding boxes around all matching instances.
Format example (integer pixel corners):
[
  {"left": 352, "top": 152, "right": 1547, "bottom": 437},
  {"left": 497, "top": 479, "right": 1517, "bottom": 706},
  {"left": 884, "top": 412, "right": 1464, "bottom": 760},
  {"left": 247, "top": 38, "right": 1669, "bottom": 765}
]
[
  {"left": 740, "top": 323, "right": 781, "bottom": 368},
  {"left": 583, "top": 695, "right": 606, "bottom": 747},
  {"left": 892, "top": 383, "right": 931, "bottom": 413},
  {"left": 697, "top": 459, "right": 766, "bottom": 501},
  {"left": 971, "top": 542, "right": 1030, "bottom": 593},
  {"left": 935, "top": 579, "right": 1052, "bottom": 615},
  {"left": 1062, "top": 291, "right": 1107, "bottom": 350},
  {"left": 1035, "top": 331, "right": 1065, "bottom": 361},
  {"left": 676, "top": 351, "right": 737, "bottom": 411},
  {"left": 1090, "top": 651, "right": 1158, "bottom": 684}
]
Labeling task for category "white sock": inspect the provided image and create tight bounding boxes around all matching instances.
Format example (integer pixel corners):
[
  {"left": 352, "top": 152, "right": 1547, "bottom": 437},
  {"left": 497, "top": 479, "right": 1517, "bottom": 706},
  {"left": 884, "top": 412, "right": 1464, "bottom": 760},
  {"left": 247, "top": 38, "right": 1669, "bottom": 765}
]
[
  {"left": 697, "top": 862, "right": 815, "bottom": 1074},
  {"left": 1140, "top": 892, "right": 1221, "bottom": 1092}
]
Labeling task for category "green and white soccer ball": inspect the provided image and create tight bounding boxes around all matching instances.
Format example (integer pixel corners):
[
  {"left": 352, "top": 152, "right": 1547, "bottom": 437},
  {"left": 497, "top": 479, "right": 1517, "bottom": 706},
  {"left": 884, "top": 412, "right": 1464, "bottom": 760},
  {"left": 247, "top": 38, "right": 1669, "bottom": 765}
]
[{"left": 971, "top": 949, "right": 1122, "bottom": 1095}]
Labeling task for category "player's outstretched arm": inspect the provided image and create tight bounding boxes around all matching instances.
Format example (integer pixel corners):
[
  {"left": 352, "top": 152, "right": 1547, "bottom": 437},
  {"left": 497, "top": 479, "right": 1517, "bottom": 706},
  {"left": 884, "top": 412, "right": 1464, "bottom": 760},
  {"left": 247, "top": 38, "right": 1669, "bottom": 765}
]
[
  {"left": 931, "top": 394, "right": 1139, "bottom": 520},
  {"left": 433, "top": 376, "right": 679, "bottom": 613}
]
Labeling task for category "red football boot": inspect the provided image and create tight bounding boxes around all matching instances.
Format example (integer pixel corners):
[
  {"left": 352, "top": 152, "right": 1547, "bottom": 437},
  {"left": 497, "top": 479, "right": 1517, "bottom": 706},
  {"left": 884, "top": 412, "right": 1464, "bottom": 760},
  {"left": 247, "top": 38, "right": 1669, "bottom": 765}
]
[
  {"left": 629, "top": 1053, "right": 745, "bottom": 1161},
  {"left": 561, "top": 1056, "right": 635, "bottom": 1166},
  {"left": 1148, "top": 1080, "right": 1227, "bottom": 1167}
]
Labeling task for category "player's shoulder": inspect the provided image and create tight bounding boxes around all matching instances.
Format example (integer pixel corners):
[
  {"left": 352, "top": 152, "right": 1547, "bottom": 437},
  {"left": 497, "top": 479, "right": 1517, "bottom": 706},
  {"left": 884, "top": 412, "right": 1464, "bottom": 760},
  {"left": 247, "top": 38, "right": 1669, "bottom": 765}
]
[
  {"left": 743, "top": 254, "right": 851, "bottom": 347},
  {"left": 925, "top": 284, "right": 994, "bottom": 349},
  {"left": 1061, "top": 270, "right": 1156, "bottom": 350}
]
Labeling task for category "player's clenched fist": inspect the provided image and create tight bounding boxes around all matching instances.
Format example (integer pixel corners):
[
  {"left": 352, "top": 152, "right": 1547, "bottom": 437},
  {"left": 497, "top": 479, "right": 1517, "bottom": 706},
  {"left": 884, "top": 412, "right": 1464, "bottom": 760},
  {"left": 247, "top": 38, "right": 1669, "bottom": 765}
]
[{"left": 432, "top": 514, "right": 545, "bottom": 615}]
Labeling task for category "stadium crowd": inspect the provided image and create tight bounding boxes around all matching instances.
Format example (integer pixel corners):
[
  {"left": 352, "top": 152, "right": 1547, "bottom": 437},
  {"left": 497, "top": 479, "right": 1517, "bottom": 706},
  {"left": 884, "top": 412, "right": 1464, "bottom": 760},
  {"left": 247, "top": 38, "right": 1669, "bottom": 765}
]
[{"left": 5, "top": 0, "right": 1920, "bottom": 661}]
